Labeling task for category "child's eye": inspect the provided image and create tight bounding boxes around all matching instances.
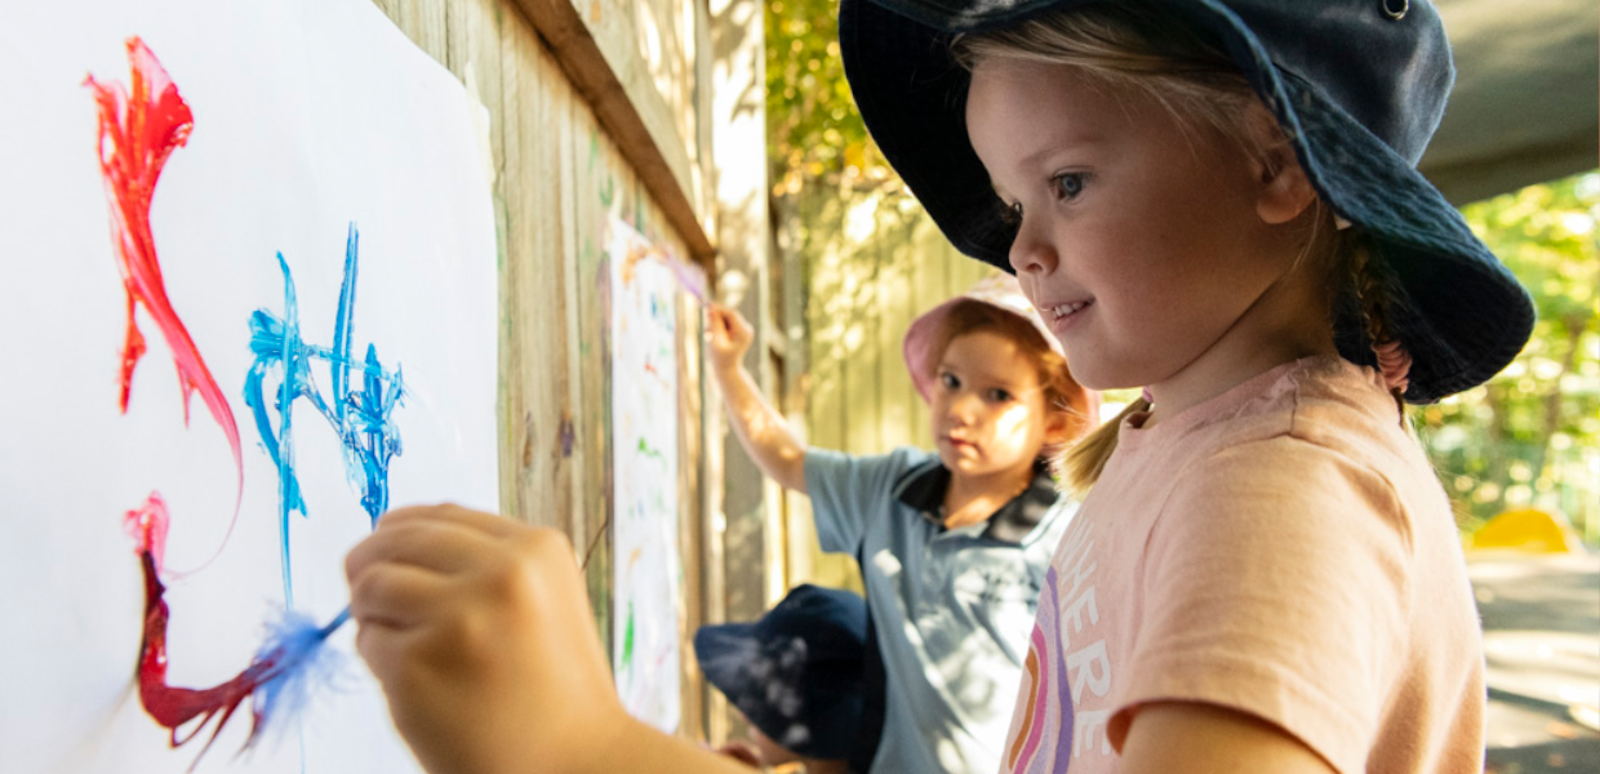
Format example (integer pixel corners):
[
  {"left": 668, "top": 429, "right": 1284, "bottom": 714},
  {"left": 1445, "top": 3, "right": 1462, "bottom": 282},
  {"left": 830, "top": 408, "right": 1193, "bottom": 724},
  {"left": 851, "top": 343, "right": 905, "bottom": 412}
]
[
  {"left": 940, "top": 372, "right": 960, "bottom": 390},
  {"left": 1051, "top": 173, "right": 1087, "bottom": 202},
  {"left": 985, "top": 388, "right": 1013, "bottom": 403}
]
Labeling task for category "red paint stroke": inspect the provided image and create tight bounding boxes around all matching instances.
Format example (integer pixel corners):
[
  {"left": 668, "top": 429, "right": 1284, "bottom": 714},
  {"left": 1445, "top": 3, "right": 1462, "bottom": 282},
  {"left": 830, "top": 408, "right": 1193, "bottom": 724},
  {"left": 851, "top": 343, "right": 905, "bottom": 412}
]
[
  {"left": 126, "top": 493, "right": 339, "bottom": 768},
  {"left": 126, "top": 494, "right": 270, "bottom": 763},
  {"left": 88, "top": 38, "right": 243, "bottom": 567}
]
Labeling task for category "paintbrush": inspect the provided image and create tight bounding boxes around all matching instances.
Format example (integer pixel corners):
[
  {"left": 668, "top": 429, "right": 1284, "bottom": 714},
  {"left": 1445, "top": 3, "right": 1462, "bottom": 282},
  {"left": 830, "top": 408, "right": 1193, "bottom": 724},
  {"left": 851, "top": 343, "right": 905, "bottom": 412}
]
[{"left": 665, "top": 254, "right": 711, "bottom": 306}]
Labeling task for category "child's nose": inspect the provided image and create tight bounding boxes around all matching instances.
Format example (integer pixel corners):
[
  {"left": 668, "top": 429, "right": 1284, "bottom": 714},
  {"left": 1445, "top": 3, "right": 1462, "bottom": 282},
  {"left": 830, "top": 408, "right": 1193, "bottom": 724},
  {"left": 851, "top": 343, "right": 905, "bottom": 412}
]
[
  {"left": 946, "top": 392, "right": 981, "bottom": 423},
  {"left": 1009, "top": 219, "right": 1058, "bottom": 276}
]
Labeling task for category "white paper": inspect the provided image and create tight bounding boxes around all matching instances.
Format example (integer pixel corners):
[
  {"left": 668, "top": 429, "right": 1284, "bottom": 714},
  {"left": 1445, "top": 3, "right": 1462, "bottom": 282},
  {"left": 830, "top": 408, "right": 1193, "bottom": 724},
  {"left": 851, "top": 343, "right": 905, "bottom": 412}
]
[
  {"left": 0, "top": 1, "right": 499, "bottom": 772},
  {"left": 607, "top": 216, "right": 685, "bottom": 733}
]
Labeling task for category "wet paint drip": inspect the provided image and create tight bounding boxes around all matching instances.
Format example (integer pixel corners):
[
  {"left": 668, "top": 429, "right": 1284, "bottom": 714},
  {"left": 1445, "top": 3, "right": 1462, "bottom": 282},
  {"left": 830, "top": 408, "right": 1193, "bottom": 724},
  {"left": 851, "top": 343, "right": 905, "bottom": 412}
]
[
  {"left": 125, "top": 494, "right": 346, "bottom": 767},
  {"left": 86, "top": 39, "right": 245, "bottom": 557},
  {"left": 243, "top": 223, "right": 404, "bottom": 603}
]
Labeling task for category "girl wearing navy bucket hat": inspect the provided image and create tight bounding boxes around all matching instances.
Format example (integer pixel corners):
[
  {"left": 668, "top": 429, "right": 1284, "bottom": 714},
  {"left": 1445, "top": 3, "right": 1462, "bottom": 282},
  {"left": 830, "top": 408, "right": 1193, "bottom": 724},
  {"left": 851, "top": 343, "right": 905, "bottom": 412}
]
[
  {"left": 835, "top": 0, "right": 1534, "bottom": 772},
  {"left": 341, "top": 2, "right": 1533, "bottom": 773}
]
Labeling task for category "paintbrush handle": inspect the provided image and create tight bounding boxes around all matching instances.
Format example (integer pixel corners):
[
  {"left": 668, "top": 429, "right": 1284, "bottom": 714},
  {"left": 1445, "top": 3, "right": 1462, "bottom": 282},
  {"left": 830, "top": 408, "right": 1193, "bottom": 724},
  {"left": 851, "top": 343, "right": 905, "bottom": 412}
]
[{"left": 320, "top": 607, "right": 352, "bottom": 638}]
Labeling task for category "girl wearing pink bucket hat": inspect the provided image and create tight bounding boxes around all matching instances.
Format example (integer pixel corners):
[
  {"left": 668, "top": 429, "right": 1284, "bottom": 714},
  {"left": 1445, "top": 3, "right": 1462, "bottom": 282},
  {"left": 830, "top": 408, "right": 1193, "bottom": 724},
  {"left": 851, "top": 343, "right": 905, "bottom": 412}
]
[
  {"left": 702, "top": 273, "right": 1094, "bottom": 774},
  {"left": 902, "top": 272, "right": 1100, "bottom": 452}
]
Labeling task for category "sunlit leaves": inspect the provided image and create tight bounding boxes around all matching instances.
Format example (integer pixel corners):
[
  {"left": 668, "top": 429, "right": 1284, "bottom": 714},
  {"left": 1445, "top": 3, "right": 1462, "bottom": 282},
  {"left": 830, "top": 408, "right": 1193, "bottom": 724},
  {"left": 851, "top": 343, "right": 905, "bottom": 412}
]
[
  {"left": 1423, "top": 171, "right": 1599, "bottom": 539},
  {"left": 764, "top": 0, "right": 901, "bottom": 201}
]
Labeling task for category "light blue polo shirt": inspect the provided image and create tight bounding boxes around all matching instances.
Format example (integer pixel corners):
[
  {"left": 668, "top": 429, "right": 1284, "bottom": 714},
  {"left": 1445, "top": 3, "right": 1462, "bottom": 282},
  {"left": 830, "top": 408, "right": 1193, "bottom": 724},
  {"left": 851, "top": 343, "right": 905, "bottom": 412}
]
[{"left": 805, "top": 447, "right": 1076, "bottom": 774}]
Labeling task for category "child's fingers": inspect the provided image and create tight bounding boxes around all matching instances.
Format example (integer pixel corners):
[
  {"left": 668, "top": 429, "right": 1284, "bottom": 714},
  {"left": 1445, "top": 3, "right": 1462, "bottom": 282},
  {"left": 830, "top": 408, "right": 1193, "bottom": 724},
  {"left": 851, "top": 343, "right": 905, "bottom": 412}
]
[
  {"left": 713, "top": 742, "right": 762, "bottom": 767},
  {"left": 347, "top": 516, "right": 498, "bottom": 577},
  {"left": 707, "top": 306, "right": 733, "bottom": 337},
  {"left": 347, "top": 559, "right": 451, "bottom": 630},
  {"left": 352, "top": 620, "right": 399, "bottom": 684},
  {"left": 352, "top": 619, "right": 432, "bottom": 711},
  {"left": 378, "top": 502, "right": 522, "bottom": 538},
  {"left": 713, "top": 305, "right": 751, "bottom": 336}
]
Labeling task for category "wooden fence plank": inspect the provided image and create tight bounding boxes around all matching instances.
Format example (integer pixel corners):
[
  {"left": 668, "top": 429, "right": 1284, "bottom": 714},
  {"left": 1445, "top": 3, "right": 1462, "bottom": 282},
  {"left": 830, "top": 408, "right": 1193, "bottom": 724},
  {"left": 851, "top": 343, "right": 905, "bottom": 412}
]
[
  {"left": 508, "top": 0, "right": 712, "bottom": 261},
  {"left": 499, "top": 3, "right": 575, "bottom": 530}
]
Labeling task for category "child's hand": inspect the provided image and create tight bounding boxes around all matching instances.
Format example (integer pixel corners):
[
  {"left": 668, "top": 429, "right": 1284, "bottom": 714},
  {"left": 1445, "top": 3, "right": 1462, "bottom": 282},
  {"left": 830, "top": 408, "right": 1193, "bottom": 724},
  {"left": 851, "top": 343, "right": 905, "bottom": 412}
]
[
  {"left": 346, "top": 504, "right": 624, "bottom": 774},
  {"left": 711, "top": 741, "right": 763, "bottom": 768},
  {"left": 706, "top": 304, "right": 755, "bottom": 377}
]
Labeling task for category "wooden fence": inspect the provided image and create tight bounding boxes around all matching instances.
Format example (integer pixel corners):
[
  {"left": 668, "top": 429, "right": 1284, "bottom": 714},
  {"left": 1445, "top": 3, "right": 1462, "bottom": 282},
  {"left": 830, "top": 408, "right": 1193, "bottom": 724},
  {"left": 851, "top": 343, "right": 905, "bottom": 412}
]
[{"left": 368, "top": 0, "right": 769, "bottom": 743}]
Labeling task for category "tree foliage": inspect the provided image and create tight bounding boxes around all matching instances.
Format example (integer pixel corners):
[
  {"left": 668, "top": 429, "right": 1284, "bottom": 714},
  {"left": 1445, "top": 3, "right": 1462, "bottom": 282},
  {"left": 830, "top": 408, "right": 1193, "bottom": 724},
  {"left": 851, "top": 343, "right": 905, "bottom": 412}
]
[
  {"left": 763, "top": 0, "right": 900, "bottom": 200},
  {"left": 1420, "top": 172, "right": 1599, "bottom": 542}
]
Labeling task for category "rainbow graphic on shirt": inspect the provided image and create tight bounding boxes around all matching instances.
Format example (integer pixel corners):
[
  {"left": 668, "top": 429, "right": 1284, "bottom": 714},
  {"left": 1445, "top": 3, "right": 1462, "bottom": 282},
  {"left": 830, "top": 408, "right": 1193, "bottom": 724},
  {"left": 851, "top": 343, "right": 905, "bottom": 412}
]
[{"left": 1006, "top": 565, "right": 1074, "bottom": 773}]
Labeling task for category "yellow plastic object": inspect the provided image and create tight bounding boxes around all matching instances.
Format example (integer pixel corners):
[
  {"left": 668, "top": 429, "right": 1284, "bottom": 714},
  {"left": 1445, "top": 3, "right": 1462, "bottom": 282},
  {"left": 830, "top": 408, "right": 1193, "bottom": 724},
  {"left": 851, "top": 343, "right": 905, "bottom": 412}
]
[{"left": 1471, "top": 508, "right": 1581, "bottom": 554}]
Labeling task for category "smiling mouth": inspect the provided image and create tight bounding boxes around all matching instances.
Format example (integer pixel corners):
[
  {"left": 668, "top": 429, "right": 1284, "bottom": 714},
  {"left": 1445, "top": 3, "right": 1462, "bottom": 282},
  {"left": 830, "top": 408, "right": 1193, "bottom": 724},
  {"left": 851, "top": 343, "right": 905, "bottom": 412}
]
[{"left": 1046, "top": 299, "right": 1094, "bottom": 320}]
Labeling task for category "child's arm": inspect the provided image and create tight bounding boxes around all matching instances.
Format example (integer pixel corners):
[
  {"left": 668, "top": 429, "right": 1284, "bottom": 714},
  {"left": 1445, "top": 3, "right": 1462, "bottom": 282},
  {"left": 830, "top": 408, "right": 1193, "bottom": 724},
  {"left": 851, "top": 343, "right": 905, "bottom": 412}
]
[
  {"left": 345, "top": 504, "right": 759, "bottom": 774},
  {"left": 1116, "top": 701, "right": 1337, "bottom": 774},
  {"left": 706, "top": 304, "right": 807, "bottom": 493}
]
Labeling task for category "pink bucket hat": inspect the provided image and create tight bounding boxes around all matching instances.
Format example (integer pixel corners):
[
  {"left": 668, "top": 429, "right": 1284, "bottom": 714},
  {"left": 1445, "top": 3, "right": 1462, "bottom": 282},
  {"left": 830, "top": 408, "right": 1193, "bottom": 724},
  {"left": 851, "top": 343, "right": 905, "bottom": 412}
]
[{"left": 903, "top": 274, "right": 1099, "bottom": 425}]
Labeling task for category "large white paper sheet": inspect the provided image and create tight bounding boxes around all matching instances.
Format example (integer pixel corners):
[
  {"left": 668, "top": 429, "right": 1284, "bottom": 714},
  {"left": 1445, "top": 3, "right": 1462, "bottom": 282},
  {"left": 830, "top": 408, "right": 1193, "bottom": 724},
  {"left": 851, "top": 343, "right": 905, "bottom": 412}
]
[
  {"left": 0, "top": 1, "right": 498, "bottom": 772},
  {"left": 607, "top": 216, "right": 685, "bottom": 733}
]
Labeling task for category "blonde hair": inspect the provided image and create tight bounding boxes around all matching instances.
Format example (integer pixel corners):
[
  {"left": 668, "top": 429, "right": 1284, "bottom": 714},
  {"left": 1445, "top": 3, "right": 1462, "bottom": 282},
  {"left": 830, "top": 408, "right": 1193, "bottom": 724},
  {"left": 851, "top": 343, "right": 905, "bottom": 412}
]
[
  {"left": 925, "top": 300, "right": 1093, "bottom": 470},
  {"left": 955, "top": 4, "right": 1409, "bottom": 491},
  {"left": 951, "top": 4, "right": 1278, "bottom": 167}
]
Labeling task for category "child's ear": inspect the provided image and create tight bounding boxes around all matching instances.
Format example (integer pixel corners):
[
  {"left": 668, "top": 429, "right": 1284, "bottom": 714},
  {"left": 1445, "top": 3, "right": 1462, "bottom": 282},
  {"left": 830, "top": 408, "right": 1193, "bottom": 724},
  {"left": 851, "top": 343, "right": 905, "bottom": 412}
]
[
  {"left": 1254, "top": 137, "right": 1318, "bottom": 226},
  {"left": 1042, "top": 406, "right": 1078, "bottom": 447}
]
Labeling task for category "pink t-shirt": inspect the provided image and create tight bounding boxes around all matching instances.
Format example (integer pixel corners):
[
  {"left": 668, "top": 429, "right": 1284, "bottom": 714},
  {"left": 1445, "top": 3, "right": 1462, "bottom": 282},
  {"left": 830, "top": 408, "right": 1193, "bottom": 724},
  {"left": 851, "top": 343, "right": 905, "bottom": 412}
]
[{"left": 1000, "top": 356, "right": 1485, "bottom": 774}]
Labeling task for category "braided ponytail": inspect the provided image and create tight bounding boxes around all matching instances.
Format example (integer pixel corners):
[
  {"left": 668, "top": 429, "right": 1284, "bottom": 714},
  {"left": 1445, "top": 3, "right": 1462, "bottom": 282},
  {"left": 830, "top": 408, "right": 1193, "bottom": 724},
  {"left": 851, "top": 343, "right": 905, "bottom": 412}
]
[{"left": 1348, "top": 242, "right": 1412, "bottom": 419}]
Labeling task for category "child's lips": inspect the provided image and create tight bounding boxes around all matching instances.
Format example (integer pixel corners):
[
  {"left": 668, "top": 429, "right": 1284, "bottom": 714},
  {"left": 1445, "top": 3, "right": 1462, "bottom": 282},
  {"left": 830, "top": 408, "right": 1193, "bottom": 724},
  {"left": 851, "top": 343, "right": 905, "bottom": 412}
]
[
  {"left": 1043, "top": 298, "right": 1094, "bottom": 319},
  {"left": 1041, "top": 297, "right": 1094, "bottom": 333},
  {"left": 943, "top": 435, "right": 978, "bottom": 452}
]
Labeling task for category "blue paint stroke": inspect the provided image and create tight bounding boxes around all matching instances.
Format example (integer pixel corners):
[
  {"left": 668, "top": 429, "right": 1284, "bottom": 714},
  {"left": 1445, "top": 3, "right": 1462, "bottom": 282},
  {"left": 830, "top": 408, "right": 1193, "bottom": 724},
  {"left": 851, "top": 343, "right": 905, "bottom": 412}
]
[{"left": 243, "top": 223, "right": 405, "bottom": 604}]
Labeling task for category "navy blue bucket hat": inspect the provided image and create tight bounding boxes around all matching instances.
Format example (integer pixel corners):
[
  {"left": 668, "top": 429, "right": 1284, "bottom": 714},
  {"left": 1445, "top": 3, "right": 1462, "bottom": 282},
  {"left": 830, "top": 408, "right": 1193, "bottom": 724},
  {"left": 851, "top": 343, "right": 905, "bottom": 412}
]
[
  {"left": 839, "top": 0, "right": 1535, "bottom": 403},
  {"left": 693, "top": 584, "right": 868, "bottom": 760}
]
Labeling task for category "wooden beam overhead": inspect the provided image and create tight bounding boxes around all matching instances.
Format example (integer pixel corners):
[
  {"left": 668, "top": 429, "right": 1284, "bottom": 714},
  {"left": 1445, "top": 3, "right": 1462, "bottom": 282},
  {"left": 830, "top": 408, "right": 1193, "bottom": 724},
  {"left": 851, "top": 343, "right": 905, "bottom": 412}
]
[{"left": 511, "top": 0, "right": 716, "bottom": 262}]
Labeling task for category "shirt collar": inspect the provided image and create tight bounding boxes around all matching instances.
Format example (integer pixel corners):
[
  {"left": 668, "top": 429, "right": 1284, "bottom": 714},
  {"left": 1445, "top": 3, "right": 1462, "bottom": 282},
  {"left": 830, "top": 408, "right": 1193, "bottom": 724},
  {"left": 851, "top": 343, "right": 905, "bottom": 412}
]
[{"left": 893, "top": 459, "right": 1059, "bottom": 545}]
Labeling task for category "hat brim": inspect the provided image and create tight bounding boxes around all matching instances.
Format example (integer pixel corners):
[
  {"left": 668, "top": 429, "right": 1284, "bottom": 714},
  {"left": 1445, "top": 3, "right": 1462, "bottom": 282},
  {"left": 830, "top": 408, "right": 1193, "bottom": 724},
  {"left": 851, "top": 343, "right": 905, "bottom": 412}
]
[
  {"left": 841, "top": 0, "right": 1534, "bottom": 403},
  {"left": 692, "top": 622, "right": 764, "bottom": 710},
  {"left": 692, "top": 623, "right": 800, "bottom": 749},
  {"left": 692, "top": 623, "right": 865, "bottom": 760}
]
